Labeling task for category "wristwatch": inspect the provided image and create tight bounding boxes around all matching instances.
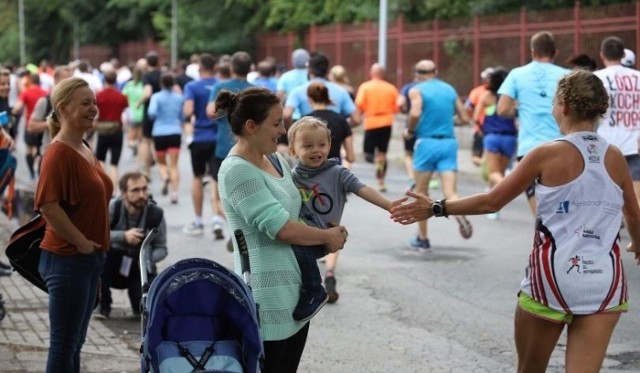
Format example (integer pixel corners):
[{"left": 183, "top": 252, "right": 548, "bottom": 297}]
[{"left": 432, "top": 199, "right": 448, "bottom": 218}]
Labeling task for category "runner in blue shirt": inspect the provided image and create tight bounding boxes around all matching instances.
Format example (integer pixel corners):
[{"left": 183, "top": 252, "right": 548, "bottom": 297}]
[{"left": 182, "top": 53, "right": 228, "bottom": 238}]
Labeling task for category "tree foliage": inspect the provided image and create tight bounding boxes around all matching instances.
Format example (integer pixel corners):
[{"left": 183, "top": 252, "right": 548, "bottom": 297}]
[
  {"left": 232, "top": 0, "right": 633, "bottom": 27},
  {"left": 0, "top": 0, "right": 634, "bottom": 66}
]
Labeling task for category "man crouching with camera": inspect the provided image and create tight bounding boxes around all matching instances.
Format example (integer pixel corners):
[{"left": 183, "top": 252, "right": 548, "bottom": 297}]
[{"left": 97, "top": 171, "right": 167, "bottom": 319}]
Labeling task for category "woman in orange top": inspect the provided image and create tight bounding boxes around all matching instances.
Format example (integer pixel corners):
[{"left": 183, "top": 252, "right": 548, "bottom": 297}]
[{"left": 36, "top": 77, "right": 113, "bottom": 372}]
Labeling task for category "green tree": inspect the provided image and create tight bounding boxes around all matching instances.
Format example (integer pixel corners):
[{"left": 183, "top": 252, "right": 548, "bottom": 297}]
[
  {"left": 0, "top": 0, "right": 635, "bottom": 67},
  {"left": 0, "top": 0, "right": 19, "bottom": 65},
  {"left": 169, "top": 0, "right": 258, "bottom": 57}
]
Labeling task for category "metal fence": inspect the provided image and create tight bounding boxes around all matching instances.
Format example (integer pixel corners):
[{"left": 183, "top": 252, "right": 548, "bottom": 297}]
[{"left": 255, "top": 1, "right": 640, "bottom": 96}]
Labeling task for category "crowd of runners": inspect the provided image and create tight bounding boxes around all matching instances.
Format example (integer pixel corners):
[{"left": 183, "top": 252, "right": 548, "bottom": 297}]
[
  {"left": 1, "top": 30, "right": 639, "bottom": 286},
  {"left": 0, "top": 30, "right": 638, "bottom": 280}
]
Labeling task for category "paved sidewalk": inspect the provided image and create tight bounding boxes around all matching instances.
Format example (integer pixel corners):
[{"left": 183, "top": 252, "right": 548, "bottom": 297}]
[{"left": 0, "top": 246, "right": 140, "bottom": 372}]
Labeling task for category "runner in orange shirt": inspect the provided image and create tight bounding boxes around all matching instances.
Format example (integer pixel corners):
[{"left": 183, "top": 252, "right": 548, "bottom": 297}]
[{"left": 355, "top": 63, "right": 399, "bottom": 191}]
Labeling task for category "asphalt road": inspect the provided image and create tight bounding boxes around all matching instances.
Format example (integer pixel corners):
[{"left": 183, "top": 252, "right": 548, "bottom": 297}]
[{"left": 8, "top": 121, "right": 640, "bottom": 372}]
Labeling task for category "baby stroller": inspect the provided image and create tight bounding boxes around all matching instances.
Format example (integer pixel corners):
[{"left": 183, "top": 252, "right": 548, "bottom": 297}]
[{"left": 139, "top": 229, "right": 263, "bottom": 372}]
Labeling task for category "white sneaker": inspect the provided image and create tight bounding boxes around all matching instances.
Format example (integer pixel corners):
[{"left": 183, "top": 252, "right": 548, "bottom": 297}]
[
  {"left": 202, "top": 175, "right": 211, "bottom": 187},
  {"left": 486, "top": 212, "right": 500, "bottom": 221},
  {"left": 183, "top": 221, "right": 204, "bottom": 235},
  {"left": 213, "top": 222, "right": 224, "bottom": 240}
]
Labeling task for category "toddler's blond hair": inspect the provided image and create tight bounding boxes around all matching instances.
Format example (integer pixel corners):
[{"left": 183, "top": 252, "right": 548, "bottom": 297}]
[{"left": 287, "top": 116, "right": 332, "bottom": 149}]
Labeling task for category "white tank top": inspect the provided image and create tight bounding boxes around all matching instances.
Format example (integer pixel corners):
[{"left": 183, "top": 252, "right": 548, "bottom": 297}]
[{"left": 520, "top": 132, "right": 627, "bottom": 314}]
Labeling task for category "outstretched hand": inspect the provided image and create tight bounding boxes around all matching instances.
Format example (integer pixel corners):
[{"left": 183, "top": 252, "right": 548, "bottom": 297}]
[{"left": 389, "top": 191, "right": 434, "bottom": 225}]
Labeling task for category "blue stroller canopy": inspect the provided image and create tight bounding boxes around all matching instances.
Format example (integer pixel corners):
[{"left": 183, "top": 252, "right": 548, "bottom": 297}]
[{"left": 142, "top": 258, "right": 263, "bottom": 373}]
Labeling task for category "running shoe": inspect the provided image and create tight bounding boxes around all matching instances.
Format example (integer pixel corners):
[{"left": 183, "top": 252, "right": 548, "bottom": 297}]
[
  {"left": 324, "top": 275, "right": 339, "bottom": 303},
  {"left": 183, "top": 221, "right": 204, "bottom": 235},
  {"left": 377, "top": 184, "right": 387, "bottom": 193},
  {"left": 202, "top": 176, "right": 211, "bottom": 187},
  {"left": 429, "top": 179, "right": 439, "bottom": 189},
  {"left": 161, "top": 179, "right": 170, "bottom": 196},
  {"left": 408, "top": 236, "right": 431, "bottom": 253},
  {"left": 455, "top": 216, "right": 473, "bottom": 239},
  {"left": 213, "top": 222, "right": 225, "bottom": 240},
  {"left": 94, "top": 306, "right": 111, "bottom": 320},
  {"left": 406, "top": 180, "right": 416, "bottom": 192},
  {"left": 486, "top": 212, "right": 500, "bottom": 221}
]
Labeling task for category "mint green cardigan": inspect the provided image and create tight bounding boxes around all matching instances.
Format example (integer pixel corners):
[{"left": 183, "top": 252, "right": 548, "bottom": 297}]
[{"left": 218, "top": 154, "right": 306, "bottom": 341}]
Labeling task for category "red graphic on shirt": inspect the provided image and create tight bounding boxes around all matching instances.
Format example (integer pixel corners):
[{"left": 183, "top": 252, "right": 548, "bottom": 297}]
[
  {"left": 567, "top": 255, "right": 581, "bottom": 274},
  {"left": 605, "top": 74, "right": 640, "bottom": 128}
]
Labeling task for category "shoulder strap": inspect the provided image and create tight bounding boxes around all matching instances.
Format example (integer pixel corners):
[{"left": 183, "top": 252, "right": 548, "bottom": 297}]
[
  {"left": 45, "top": 96, "right": 52, "bottom": 116},
  {"left": 267, "top": 153, "right": 283, "bottom": 176},
  {"left": 144, "top": 203, "right": 164, "bottom": 229},
  {"left": 111, "top": 198, "right": 163, "bottom": 230},
  {"left": 110, "top": 198, "right": 122, "bottom": 229}
]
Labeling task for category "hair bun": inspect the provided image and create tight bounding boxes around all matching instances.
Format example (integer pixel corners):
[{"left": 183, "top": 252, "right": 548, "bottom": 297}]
[{"left": 215, "top": 90, "right": 239, "bottom": 115}]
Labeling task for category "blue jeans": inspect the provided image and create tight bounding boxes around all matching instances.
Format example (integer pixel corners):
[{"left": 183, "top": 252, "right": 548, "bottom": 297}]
[
  {"left": 292, "top": 245, "right": 325, "bottom": 294},
  {"left": 38, "top": 250, "right": 105, "bottom": 373}
]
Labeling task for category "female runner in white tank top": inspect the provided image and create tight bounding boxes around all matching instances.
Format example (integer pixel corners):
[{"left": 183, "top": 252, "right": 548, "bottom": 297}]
[{"left": 390, "top": 69, "right": 640, "bottom": 373}]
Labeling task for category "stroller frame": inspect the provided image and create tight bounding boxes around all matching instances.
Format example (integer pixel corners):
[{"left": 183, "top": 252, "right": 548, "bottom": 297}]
[{"left": 138, "top": 229, "right": 263, "bottom": 373}]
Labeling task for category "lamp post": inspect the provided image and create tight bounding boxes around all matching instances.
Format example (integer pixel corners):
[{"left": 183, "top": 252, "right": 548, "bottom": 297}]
[
  {"left": 171, "top": 0, "right": 178, "bottom": 68},
  {"left": 378, "top": 0, "right": 388, "bottom": 67},
  {"left": 18, "top": 0, "right": 25, "bottom": 64},
  {"left": 73, "top": 19, "right": 80, "bottom": 61}
]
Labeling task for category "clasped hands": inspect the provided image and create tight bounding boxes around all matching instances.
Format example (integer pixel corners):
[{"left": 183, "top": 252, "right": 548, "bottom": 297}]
[
  {"left": 326, "top": 223, "right": 349, "bottom": 254},
  {"left": 389, "top": 190, "right": 435, "bottom": 225}
]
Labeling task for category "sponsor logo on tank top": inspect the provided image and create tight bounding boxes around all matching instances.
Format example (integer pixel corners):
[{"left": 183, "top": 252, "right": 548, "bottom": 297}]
[
  {"left": 587, "top": 144, "right": 600, "bottom": 163},
  {"left": 557, "top": 199, "right": 621, "bottom": 215},
  {"left": 566, "top": 255, "right": 603, "bottom": 275},
  {"left": 573, "top": 225, "right": 601, "bottom": 240},
  {"left": 556, "top": 201, "right": 570, "bottom": 213}
]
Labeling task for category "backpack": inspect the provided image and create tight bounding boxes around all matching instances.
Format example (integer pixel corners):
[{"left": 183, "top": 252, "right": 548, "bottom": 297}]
[
  {"left": 0, "top": 131, "right": 16, "bottom": 219},
  {"left": 5, "top": 213, "right": 102, "bottom": 310},
  {"left": 5, "top": 214, "right": 47, "bottom": 292}
]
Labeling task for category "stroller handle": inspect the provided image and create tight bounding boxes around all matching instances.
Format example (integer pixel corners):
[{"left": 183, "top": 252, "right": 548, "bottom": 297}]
[
  {"left": 234, "top": 229, "right": 251, "bottom": 287},
  {"left": 139, "top": 228, "right": 159, "bottom": 287}
]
